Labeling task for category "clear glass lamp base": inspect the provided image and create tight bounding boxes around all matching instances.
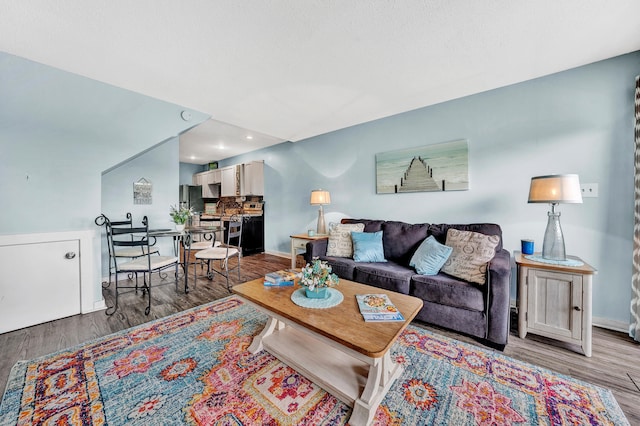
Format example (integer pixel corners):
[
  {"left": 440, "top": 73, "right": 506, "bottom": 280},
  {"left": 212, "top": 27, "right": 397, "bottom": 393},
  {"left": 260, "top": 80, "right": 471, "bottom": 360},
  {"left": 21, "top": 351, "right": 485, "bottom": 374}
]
[{"left": 542, "top": 211, "right": 566, "bottom": 261}]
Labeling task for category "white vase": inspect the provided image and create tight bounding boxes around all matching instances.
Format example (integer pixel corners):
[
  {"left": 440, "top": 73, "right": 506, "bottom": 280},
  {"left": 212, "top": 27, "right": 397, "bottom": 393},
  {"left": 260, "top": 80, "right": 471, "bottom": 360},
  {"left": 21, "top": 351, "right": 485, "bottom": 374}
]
[{"left": 175, "top": 224, "right": 185, "bottom": 231}]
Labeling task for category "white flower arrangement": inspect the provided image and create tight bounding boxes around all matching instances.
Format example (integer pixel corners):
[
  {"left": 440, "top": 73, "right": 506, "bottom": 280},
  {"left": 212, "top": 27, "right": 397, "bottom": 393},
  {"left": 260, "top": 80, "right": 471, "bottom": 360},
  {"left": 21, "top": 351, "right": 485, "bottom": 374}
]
[{"left": 300, "top": 258, "right": 339, "bottom": 291}]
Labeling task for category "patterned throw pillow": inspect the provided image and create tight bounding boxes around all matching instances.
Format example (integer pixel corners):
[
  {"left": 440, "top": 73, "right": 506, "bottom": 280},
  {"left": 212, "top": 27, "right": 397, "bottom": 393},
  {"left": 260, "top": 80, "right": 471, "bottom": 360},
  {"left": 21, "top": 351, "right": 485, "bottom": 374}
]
[
  {"left": 326, "top": 223, "right": 365, "bottom": 258},
  {"left": 441, "top": 229, "right": 500, "bottom": 285}
]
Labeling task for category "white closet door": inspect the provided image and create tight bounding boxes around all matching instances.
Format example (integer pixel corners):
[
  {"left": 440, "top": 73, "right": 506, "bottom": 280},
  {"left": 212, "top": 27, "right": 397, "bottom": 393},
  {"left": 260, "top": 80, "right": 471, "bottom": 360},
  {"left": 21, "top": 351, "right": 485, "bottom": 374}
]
[{"left": 0, "top": 239, "right": 81, "bottom": 333}]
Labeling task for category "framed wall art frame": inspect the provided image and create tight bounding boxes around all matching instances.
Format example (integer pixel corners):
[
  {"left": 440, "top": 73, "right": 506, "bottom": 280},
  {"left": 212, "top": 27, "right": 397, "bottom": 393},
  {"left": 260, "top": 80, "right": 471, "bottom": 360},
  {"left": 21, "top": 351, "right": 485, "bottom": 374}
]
[{"left": 376, "top": 139, "right": 469, "bottom": 194}]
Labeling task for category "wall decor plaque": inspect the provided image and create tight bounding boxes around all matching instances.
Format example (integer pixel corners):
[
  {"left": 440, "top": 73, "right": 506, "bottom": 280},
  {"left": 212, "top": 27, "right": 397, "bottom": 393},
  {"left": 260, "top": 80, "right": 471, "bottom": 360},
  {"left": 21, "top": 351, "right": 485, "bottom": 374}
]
[{"left": 133, "top": 178, "right": 152, "bottom": 204}]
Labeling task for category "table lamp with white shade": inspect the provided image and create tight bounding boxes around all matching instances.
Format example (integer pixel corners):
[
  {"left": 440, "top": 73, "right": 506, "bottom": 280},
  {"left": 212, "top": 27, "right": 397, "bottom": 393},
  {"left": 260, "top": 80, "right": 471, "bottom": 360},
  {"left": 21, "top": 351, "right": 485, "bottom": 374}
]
[
  {"left": 528, "top": 174, "right": 583, "bottom": 261},
  {"left": 310, "top": 189, "right": 331, "bottom": 235}
]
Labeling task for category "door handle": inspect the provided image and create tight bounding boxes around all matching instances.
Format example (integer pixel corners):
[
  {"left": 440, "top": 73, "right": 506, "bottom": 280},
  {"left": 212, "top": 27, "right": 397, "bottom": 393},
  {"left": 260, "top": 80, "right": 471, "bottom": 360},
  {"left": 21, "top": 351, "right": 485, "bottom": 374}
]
[{"left": 65, "top": 252, "right": 76, "bottom": 260}]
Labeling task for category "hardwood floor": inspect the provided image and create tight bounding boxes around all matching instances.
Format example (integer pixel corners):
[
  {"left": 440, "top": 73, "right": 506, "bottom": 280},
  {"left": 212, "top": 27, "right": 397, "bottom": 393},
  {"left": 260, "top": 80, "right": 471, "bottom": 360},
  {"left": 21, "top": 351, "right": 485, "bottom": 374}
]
[{"left": 1, "top": 253, "right": 639, "bottom": 423}]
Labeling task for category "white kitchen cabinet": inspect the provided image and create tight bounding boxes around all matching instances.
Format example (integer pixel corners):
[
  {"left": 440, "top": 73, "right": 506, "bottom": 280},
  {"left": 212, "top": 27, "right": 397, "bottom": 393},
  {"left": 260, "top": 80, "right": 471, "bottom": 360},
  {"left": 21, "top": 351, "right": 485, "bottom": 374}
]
[
  {"left": 202, "top": 179, "right": 219, "bottom": 199},
  {"left": 221, "top": 166, "right": 240, "bottom": 197},
  {"left": 193, "top": 170, "right": 221, "bottom": 198},
  {"left": 211, "top": 169, "right": 221, "bottom": 184},
  {"left": 242, "top": 161, "right": 264, "bottom": 196}
]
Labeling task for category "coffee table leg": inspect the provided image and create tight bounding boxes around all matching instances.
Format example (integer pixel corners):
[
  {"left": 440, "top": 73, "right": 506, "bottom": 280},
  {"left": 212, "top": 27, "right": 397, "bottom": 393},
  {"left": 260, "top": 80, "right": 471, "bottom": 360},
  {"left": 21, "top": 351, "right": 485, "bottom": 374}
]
[
  {"left": 248, "top": 316, "right": 285, "bottom": 354},
  {"left": 350, "top": 352, "right": 403, "bottom": 426}
]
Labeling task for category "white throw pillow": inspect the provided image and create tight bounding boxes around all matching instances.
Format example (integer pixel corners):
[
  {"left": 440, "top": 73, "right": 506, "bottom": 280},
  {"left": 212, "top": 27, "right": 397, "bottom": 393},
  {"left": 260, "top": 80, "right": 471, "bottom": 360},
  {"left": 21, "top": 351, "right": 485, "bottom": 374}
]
[
  {"left": 326, "top": 223, "right": 365, "bottom": 258},
  {"left": 440, "top": 229, "right": 500, "bottom": 285}
]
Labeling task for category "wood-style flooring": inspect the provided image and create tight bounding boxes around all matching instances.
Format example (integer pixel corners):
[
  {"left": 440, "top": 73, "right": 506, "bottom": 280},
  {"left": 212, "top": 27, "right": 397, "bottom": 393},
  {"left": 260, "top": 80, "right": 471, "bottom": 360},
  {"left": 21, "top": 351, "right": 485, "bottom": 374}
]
[{"left": 1, "top": 253, "right": 638, "bottom": 423}]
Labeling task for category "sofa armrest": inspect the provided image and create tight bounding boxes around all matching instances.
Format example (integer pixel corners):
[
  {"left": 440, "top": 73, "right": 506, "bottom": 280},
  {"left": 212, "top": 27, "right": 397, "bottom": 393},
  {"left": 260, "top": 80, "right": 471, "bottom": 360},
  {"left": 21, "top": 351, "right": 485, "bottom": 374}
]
[
  {"left": 486, "top": 249, "right": 511, "bottom": 346},
  {"left": 303, "top": 239, "right": 328, "bottom": 263}
]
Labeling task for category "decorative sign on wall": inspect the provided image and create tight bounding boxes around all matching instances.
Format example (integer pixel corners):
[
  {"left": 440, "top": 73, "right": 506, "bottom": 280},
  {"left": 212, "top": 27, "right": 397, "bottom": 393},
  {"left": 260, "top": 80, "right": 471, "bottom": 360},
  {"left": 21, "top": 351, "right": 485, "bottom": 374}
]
[
  {"left": 375, "top": 139, "right": 469, "bottom": 194},
  {"left": 133, "top": 178, "right": 152, "bottom": 204}
]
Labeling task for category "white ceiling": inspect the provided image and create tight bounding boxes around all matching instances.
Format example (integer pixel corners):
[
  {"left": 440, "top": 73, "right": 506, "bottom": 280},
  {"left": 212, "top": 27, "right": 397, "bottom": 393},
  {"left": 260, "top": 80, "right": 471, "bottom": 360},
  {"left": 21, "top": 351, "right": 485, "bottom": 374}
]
[{"left": 2, "top": 1, "right": 640, "bottom": 164}]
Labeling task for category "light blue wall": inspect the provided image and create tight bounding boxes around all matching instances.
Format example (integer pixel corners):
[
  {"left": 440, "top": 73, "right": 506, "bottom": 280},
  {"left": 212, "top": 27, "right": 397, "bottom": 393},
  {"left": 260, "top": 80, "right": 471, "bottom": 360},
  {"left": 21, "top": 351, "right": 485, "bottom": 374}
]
[
  {"left": 0, "top": 52, "right": 209, "bottom": 303},
  {"left": 220, "top": 51, "right": 640, "bottom": 327},
  {"left": 99, "top": 137, "right": 181, "bottom": 279},
  {"left": 179, "top": 162, "right": 206, "bottom": 185},
  {"left": 0, "top": 52, "right": 209, "bottom": 234}
]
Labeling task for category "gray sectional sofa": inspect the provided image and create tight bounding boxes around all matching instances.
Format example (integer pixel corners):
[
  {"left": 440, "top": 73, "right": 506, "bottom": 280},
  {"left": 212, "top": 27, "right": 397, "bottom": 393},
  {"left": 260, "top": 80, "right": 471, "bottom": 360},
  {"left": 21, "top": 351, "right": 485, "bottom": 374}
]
[{"left": 303, "top": 218, "right": 511, "bottom": 348}]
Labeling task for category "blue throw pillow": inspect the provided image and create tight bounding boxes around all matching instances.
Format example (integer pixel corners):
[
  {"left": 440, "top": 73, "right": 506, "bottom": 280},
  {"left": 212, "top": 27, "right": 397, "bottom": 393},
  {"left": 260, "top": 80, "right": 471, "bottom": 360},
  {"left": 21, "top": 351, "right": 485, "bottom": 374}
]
[
  {"left": 351, "top": 231, "right": 387, "bottom": 262},
  {"left": 409, "top": 235, "right": 453, "bottom": 275}
]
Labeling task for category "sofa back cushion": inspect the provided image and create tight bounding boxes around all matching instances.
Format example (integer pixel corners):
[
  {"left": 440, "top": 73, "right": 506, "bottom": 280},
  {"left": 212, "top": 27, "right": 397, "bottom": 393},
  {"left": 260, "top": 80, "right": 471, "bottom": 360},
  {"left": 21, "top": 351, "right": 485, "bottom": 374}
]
[
  {"left": 428, "top": 223, "right": 503, "bottom": 252},
  {"left": 381, "top": 221, "right": 429, "bottom": 265},
  {"left": 341, "top": 218, "right": 385, "bottom": 233}
]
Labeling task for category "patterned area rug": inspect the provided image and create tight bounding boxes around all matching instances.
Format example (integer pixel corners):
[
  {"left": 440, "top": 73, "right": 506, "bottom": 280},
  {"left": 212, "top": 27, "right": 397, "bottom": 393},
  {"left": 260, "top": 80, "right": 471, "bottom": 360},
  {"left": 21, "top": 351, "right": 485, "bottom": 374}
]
[{"left": 0, "top": 296, "right": 628, "bottom": 425}]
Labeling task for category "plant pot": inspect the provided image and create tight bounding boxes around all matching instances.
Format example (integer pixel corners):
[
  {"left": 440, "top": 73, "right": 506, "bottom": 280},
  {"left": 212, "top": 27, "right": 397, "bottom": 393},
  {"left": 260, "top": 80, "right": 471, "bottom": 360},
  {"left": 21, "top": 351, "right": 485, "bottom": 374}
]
[
  {"left": 305, "top": 287, "right": 328, "bottom": 299},
  {"left": 175, "top": 224, "right": 186, "bottom": 231}
]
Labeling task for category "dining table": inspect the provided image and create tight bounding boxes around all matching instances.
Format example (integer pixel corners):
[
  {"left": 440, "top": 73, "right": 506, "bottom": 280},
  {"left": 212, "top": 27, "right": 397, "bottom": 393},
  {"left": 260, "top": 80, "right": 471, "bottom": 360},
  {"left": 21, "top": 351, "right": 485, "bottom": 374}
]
[{"left": 148, "top": 224, "right": 224, "bottom": 293}]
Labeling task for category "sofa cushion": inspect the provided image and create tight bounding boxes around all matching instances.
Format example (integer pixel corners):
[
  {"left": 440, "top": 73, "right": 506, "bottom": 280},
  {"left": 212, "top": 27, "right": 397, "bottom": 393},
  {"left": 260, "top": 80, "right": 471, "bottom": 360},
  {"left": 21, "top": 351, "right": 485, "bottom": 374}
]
[
  {"left": 353, "top": 261, "right": 413, "bottom": 294},
  {"left": 410, "top": 273, "right": 485, "bottom": 312},
  {"left": 326, "top": 222, "right": 365, "bottom": 257},
  {"left": 409, "top": 236, "right": 452, "bottom": 275},
  {"left": 351, "top": 231, "right": 387, "bottom": 262},
  {"left": 428, "top": 223, "right": 503, "bottom": 252},
  {"left": 315, "top": 255, "right": 358, "bottom": 280},
  {"left": 381, "top": 221, "right": 429, "bottom": 266},
  {"left": 441, "top": 229, "right": 500, "bottom": 285},
  {"left": 341, "top": 218, "right": 385, "bottom": 233}
]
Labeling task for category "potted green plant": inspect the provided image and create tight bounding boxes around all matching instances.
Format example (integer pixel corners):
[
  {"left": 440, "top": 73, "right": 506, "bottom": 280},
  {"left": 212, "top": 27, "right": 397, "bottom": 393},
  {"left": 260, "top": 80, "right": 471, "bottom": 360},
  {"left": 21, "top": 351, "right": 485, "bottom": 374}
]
[
  {"left": 299, "top": 258, "right": 339, "bottom": 299},
  {"left": 170, "top": 205, "right": 193, "bottom": 231}
]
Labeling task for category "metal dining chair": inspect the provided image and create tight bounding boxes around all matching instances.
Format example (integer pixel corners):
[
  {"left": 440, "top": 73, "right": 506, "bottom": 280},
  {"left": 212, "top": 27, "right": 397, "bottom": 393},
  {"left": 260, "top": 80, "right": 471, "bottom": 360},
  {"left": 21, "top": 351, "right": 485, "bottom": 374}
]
[
  {"left": 195, "top": 215, "right": 242, "bottom": 292},
  {"left": 95, "top": 213, "right": 159, "bottom": 287},
  {"left": 105, "top": 216, "right": 179, "bottom": 315}
]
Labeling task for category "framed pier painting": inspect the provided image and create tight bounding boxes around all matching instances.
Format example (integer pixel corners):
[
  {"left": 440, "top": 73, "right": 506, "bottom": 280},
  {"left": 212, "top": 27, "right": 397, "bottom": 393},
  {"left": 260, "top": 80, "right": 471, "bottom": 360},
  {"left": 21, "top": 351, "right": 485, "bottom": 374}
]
[{"left": 376, "top": 140, "right": 469, "bottom": 194}]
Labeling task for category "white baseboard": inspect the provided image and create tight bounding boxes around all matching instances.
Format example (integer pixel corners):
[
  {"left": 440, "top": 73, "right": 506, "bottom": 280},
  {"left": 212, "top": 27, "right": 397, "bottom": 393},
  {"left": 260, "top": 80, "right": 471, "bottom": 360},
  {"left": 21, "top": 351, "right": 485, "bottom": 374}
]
[
  {"left": 505, "top": 300, "right": 628, "bottom": 333},
  {"left": 89, "top": 299, "right": 106, "bottom": 312},
  {"left": 266, "top": 250, "right": 293, "bottom": 259},
  {"left": 592, "top": 316, "right": 629, "bottom": 333}
]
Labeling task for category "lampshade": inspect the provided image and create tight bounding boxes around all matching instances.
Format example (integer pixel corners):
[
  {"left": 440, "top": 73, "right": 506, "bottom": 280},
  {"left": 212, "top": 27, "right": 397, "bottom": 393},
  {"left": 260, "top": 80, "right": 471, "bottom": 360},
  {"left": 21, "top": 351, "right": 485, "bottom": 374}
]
[
  {"left": 310, "top": 190, "right": 331, "bottom": 205},
  {"left": 528, "top": 174, "right": 583, "bottom": 204}
]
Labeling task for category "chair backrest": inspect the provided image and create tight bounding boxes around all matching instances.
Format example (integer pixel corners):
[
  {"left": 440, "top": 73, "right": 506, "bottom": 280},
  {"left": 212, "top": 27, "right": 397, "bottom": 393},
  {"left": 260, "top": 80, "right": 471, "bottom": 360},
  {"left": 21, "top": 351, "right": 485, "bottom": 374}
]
[
  {"left": 226, "top": 216, "right": 243, "bottom": 250},
  {"left": 96, "top": 213, "right": 133, "bottom": 259},
  {"left": 108, "top": 216, "right": 153, "bottom": 270}
]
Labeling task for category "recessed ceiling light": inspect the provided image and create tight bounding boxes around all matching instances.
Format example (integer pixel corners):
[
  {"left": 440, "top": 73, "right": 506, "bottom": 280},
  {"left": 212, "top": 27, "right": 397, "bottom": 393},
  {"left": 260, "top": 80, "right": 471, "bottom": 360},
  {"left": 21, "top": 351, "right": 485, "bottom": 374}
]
[
  {"left": 190, "top": 155, "right": 196, "bottom": 160},
  {"left": 246, "top": 135, "right": 253, "bottom": 140}
]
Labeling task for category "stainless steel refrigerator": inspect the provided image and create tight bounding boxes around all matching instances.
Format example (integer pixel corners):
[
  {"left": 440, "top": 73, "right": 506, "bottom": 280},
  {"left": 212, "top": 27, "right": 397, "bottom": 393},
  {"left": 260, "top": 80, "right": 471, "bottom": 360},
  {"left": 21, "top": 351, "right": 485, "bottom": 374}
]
[{"left": 179, "top": 185, "right": 204, "bottom": 214}]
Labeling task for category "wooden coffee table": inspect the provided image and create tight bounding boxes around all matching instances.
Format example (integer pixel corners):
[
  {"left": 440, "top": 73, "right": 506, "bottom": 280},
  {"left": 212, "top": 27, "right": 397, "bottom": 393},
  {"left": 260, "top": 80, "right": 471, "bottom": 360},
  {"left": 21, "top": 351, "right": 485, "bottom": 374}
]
[{"left": 232, "top": 278, "right": 423, "bottom": 426}]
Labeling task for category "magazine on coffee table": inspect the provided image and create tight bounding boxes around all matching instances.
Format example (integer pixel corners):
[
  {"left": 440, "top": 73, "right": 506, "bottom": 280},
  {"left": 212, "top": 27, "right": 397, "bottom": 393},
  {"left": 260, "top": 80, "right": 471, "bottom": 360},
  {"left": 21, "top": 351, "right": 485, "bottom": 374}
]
[{"left": 356, "top": 294, "right": 405, "bottom": 322}]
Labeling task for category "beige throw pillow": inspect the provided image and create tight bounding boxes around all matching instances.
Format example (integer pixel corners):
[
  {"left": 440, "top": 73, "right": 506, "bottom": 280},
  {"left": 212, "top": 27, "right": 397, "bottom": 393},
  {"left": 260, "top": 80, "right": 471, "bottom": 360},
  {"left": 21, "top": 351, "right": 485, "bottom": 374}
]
[
  {"left": 326, "top": 223, "right": 365, "bottom": 258},
  {"left": 441, "top": 229, "right": 500, "bottom": 285}
]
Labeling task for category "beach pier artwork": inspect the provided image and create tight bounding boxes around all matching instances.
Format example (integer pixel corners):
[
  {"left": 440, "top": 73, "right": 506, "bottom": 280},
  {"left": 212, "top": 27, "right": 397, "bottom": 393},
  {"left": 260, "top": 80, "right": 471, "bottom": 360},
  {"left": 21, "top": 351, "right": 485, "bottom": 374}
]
[{"left": 376, "top": 140, "right": 469, "bottom": 194}]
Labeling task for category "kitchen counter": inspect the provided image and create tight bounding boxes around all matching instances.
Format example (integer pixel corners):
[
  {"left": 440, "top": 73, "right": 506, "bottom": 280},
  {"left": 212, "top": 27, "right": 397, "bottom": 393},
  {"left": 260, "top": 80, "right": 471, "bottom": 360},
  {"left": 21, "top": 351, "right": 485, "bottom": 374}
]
[{"left": 200, "top": 213, "right": 262, "bottom": 221}]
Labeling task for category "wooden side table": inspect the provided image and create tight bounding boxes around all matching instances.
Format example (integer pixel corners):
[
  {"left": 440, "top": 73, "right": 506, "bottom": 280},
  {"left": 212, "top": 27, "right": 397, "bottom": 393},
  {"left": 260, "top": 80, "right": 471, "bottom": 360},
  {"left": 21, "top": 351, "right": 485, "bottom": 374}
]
[
  {"left": 515, "top": 251, "right": 597, "bottom": 357},
  {"left": 290, "top": 234, "right": 329, "bottom": 269}
]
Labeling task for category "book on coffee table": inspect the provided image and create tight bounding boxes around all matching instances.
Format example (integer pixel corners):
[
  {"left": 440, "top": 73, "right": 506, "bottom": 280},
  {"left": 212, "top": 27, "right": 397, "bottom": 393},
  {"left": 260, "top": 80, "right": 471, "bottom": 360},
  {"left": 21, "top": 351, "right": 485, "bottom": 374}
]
[
  {"left": 356, "top": 294, "right": 406, "bottom": 322},
  {"left": 264, "top": 269, "right": 299, "bottom": 286}
]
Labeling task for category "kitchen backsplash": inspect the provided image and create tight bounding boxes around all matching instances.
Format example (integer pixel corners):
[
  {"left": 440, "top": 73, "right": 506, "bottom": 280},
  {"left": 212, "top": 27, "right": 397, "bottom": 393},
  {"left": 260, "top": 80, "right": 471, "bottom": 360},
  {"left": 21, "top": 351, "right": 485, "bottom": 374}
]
[{"left": 212, "top": 196, "right": 263, "bottom": 216}]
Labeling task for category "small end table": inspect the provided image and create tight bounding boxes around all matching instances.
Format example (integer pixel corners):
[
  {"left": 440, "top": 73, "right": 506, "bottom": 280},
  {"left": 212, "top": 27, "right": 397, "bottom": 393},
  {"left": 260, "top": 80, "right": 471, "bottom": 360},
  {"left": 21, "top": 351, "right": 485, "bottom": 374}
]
[
  {"left": 515, "top": 251, "right": 597, "bottom": 357},
  {"left": 290, "top": 234, "right": 329, "bottom": 269}
]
